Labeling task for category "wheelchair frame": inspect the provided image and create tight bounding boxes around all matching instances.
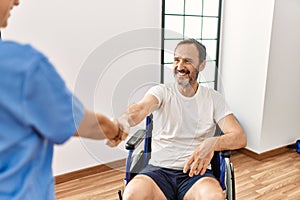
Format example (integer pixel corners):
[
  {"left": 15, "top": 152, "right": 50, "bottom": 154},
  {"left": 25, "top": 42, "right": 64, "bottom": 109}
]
[{"left": 118, "top": 115, "right": 235, "bottom": 200}]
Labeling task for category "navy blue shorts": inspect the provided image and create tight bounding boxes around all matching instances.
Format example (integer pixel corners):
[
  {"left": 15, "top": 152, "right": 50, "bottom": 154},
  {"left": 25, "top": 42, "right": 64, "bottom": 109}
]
[{"left": 139, "top": 164, "right": 216, "bottom": 200}]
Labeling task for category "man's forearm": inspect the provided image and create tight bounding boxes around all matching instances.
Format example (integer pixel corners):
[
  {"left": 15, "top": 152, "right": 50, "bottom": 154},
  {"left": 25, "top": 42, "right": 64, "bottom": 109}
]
[
  {"left": 214, "top": 131, "right": 247, "bottom": 151},
  {"left": 215, "top": 114, "right": 247, "bottom": 151},
  {"left": 117, "top": 103, "right": 149, "bottom": 131},
  {"left": 117, "top": 94, "right": 159, "bottom": 132}
]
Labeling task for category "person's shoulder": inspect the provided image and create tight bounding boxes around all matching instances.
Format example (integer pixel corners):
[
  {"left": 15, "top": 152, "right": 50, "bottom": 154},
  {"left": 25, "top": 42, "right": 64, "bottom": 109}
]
[
  {"left": 1, "top": 40, "right": 32, "bottom": 50},
  {"left": 0, "top": 40, "right": 44, "bottom": 58},
  {"left": 0, "top": 40, "right": 47, "bottom": 70},
  {"left": 149, "top": 83, "right": 164, "bottom": 90}
]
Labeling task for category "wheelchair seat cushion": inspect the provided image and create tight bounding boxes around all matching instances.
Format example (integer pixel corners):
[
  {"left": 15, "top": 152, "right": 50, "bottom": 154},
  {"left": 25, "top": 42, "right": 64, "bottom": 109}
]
[{"left": 138, "top": 164, "right": 216, "bottom": 200}]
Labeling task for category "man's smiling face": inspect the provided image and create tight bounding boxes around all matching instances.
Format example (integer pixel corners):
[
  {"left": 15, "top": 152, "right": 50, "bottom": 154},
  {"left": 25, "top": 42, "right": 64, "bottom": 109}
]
[{"left": 173, "top": 43, "right": 201, "bottom": 88}]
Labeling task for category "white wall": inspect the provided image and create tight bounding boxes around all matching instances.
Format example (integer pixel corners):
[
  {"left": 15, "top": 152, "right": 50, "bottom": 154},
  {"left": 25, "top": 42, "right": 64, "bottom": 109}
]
[
  {"left": 260, "top": 0, "right": 300, "bottom": 151},
  {"left": 3, "top": 0, "right": 161, "bottom": 175},
  {"left": 220, "top": 0, "right": 300, "bottom": 153}
]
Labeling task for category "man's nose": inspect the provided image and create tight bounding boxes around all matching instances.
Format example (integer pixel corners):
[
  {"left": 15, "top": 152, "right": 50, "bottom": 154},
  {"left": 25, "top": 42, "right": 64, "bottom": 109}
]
[{"left": 177, "top": 60, "right": 185, "bottom": 69}]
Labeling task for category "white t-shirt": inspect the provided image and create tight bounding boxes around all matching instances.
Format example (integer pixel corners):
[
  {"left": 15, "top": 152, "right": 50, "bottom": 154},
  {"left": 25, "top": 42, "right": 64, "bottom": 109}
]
[{"left": 146, "top": 83, "right": 232, "bottom": 170}]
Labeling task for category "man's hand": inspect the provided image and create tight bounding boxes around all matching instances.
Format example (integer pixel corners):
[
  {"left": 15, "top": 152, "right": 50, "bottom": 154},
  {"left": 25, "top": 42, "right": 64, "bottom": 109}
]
[{"left": 183, "top": 137, "right": 219, "bottom": 177}]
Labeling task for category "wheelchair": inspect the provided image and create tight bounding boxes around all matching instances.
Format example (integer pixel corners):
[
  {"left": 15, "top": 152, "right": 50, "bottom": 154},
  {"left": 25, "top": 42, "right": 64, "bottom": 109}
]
[{"left": 118, "top": 114, "right": 236, "bottom": 200}]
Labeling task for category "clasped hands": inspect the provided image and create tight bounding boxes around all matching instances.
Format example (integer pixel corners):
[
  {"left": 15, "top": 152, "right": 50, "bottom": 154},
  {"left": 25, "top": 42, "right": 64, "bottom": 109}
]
[
  {"left": 105, "top": 104, "right": 141, "bottom": 147},
  {"left": 105, "top": 108, "right": 135, "bottom": 147},
  {"left": 183, "top": 137, "right": 219, "bottom": 177},
  {"left": 105, "top": 118, "right": 129, "bottom": 147}
]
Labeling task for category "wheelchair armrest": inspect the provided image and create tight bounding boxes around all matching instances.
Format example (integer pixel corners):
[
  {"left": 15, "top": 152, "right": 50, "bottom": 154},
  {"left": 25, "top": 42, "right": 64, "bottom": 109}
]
[
  {"left": 220, "top": 150, "right": 231, "bottom": 158},
  {"left": 125, "top": 129, "right": 146, "bottom": 150}
]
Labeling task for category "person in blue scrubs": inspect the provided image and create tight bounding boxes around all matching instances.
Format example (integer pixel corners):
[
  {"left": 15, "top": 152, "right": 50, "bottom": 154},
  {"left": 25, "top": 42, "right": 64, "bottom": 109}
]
[{"left": 0, "top": 1, "right": 127, "bottom": 199}]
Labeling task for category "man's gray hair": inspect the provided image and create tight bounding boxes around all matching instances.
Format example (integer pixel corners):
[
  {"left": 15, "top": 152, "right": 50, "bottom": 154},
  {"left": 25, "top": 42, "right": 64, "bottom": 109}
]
[{"left": 175, "top": 38, "right": 206, "bottom": 65}]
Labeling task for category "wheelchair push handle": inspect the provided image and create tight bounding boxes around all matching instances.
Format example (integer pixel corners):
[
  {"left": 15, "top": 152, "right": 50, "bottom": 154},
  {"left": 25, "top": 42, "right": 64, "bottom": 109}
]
[
  {"left": 125, "top": 129, "right": 146, "bottom": 150},
  {"left": 221, "top": 150, "right": 231, "bottom": 158}
]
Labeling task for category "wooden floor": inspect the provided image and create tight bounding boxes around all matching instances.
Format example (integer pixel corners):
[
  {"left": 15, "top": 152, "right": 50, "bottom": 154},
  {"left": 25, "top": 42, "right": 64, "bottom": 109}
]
[{"left": 55, "top": 149, "right": 300, "bottom": 200}]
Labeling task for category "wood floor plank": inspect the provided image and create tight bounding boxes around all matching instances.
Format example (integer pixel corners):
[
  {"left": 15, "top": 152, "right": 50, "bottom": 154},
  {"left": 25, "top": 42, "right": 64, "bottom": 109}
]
[{"left": 56, "top": 149, "right": 300, "bottom": 200}]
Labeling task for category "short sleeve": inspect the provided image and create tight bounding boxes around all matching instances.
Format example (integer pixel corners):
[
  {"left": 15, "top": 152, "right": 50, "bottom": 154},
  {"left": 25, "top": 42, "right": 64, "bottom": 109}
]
[
  {"left": 211, "top": 89, "right": 232, "bottom": 123},
  {"left": 145, "top": 84, "right": 164, "bottom": 108},
  {"left": 22, "top": 55, "right": 84, "bottom": 144}
]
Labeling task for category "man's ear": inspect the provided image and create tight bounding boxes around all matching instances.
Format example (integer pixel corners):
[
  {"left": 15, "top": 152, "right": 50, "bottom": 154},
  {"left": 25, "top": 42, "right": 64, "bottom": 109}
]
[{"left": 198, "top": 60, "right": 206, "bottom": 72}]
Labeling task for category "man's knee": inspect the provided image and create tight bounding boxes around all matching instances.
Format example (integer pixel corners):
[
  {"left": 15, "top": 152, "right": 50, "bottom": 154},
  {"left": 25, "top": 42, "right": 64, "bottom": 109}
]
[
  {"left": 122, "top": 187, "right": 141, "bottom": 200},
  {"left": 184, "top": 177, "right": 225, "bottom": 200},
  {"left": 123, "top": 175, "right": 166, "bottom": 200},
  {"left": 122, "top": 176, "right": 147, "bottom": 200}
]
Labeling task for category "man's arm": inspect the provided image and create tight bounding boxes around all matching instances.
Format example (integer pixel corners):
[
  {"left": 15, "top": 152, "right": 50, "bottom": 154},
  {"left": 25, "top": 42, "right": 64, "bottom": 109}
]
[
  {"left": 107, "top": 93, "right": 159, "bottom": 146},
  {"left": 184, "top": 114, "right": 246, "bottom": 177},
  {"left": 104, "top": 93, "right": 159, "bottom": 146},
  {"left": 124, "top": 93, "right": 159, "bottom": 126},
  {"left": 214, "top": 114, "right": 247, "bottom": 151}
]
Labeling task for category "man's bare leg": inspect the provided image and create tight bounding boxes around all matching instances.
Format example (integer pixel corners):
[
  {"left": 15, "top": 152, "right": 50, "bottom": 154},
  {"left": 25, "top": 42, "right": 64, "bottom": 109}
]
[
  {"left": 184, "top": 177, "right": 225, "bottom": 200},
  {"left": 123, "top": 174, "right": 167, "bottom": 200}
]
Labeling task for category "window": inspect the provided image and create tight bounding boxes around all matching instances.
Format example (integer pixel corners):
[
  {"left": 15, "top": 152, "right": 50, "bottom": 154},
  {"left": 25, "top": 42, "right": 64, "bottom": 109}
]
[{"left": 161, "top": 0, "right": 222, "bottom": 90}]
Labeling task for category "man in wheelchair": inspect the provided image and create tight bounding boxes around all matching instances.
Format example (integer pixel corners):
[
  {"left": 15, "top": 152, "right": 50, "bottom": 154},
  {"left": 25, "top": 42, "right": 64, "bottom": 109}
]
[{"left": 110, "top": 38, "right": 247, "bottom": 200}]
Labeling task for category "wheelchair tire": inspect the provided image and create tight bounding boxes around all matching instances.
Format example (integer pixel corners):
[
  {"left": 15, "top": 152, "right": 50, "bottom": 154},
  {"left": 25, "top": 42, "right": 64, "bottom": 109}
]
[{"left": 225, "top": 158, "right": 235, "bottom": 200}]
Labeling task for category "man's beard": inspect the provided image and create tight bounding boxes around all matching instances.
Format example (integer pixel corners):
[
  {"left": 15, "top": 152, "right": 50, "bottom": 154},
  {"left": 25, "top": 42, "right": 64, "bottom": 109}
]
[{"left": 174, "top": 69, "right": 199, "bottom": 87}]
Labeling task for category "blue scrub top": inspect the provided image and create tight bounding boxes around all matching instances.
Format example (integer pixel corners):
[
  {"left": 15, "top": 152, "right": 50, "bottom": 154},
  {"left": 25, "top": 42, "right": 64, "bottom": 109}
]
[{"left": 0, "top": 40, "right": 84, "bottom": 199}]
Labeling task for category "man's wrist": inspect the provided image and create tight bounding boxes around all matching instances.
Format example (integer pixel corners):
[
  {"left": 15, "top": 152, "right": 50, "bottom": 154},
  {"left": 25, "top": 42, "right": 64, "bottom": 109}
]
[{"left": 116, "top": 116, "right": 131, "bottom": 133}]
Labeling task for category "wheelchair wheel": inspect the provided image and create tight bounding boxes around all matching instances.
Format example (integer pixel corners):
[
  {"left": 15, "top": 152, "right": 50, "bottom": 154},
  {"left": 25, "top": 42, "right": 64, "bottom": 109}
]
[{"left": 225, "top": 158, "right": 235, "bottom": 200}]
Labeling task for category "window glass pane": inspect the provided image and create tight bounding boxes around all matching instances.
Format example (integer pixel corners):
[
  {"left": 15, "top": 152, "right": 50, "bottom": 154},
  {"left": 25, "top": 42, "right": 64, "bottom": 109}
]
[
  {"left": 202, "top": 40, "right": 217, "bottom": 61},
  {"left": 202, "top": 17, "right": 218, "bottom": 39},
  {"left": 163, "top": 39, "right": 182, "bottom": 63},
  {"left": 164, "top": 50, "right": 174, "bottom": 64},
  {"left": 163, "top": 64, "right": 175, "bottom": 84},
  {"left": 165, "top": 15, "right": 184, "bottom": 38},
  {"left": 184, "top": 16, "right": 202, "bottom": 39},
  {"left": 203, "top": 0, "right": 219, "bottom": 16},
  {"left": 165, "top": 0, "right": 184, "bottom": 14},
  {"left": 200, "top": 61, "right": 216, "bottom": 82},
  {"left": 185, "top": 0, "right": 203, "bottom": 15}
]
